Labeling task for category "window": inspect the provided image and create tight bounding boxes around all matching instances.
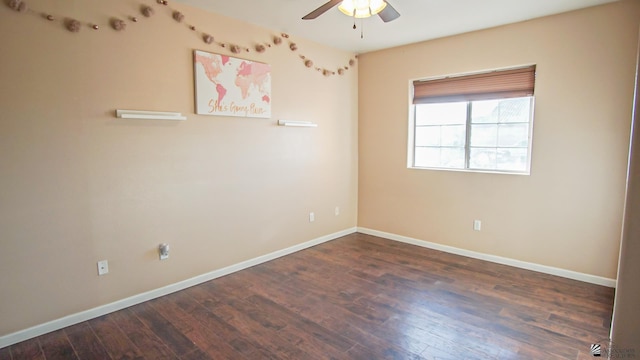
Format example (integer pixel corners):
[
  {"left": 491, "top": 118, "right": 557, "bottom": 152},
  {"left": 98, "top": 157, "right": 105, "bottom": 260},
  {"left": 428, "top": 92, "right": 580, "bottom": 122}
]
[{"left": 409, "top": 66, "right": 536, "bottom": 174}]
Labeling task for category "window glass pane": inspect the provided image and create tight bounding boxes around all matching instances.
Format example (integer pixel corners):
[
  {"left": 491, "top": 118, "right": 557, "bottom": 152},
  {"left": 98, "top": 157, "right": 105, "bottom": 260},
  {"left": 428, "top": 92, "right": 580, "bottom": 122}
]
[
  {"left": 470, "top": 124, "right": 497, "bottom": 147},
  {"left": 471, "top": 97, "right": 532, "bottom": 124},
  {"left": 411, "top": 95, "right": 533, "bottom": 173},
  {"left": 440, "top": 125, "right": 466, "bottom": 146},
  {"left": 416, "top": 102, "right": 467, "bottom": 126},
  {"left": 416, "top": 125, "right": 466, "bottom": 147},
  {"left": 415, "top": 147, "right": 464, "bottom": 169},
  {"left": 470, "top": 99, "right": 500, "bottom": 123},
  {"left": 415, "top": 126, "right": 441, "bottom": 146},
  {"left": 441, "top": 148, "right": 465, "bottom": 168},
  {"left": 498, "top": 97, "right": 531, "bottom": 123},
  {"left": 414, "top": 147, "right": 441, "bottom": 168},
  {"left": 497, "top": 148, "right": 528, "bottom": 172},
  {"left": 497, "top": 123, "right": 529, "bottom": 147},
  {"left": 469, "top": 148, "right": 497, "bottom": 170}
]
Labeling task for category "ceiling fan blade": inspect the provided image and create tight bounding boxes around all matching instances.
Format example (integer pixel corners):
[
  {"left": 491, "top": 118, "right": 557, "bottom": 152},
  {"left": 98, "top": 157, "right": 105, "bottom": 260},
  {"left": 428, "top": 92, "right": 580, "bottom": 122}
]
[
  {"left": 378, "top": 1, "right": 400, "bottom": 22},
  {"left": 302, "top": 0, "right": 343, "bottom": 20}
]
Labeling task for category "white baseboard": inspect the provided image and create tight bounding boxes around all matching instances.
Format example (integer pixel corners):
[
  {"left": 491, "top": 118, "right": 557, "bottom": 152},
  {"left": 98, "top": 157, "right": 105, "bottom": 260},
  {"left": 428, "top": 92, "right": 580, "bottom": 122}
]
[
  {"left": 2, "top": 225, "right": 614, "bottom": 348},
  {"left": 357, "top": 227, "right": 617, "bottom": 288},
  {"left": 0, "top": 227, "right": 358, "bottom": 349}
]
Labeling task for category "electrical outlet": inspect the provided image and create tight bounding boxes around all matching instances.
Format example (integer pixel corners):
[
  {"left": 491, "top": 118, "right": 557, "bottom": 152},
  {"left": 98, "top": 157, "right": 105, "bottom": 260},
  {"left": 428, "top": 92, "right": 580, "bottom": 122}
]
[
  {"left": 158, "top": 244, "right": 169, "bottom": 260},
  {"left": 473, "top": 220, "right": 482, "bottom": 231},
  {"left": 97, "top": 260, "right": 109, "bottom": 275},
  {"left": 309, "top": 212, "right": 315, "bottom": 222},
  {"left": 335, "top": 206, "right": 340, "bottom": 216},
  {"left": 159, "top": 243, "right": 170, "bottom": 260}
]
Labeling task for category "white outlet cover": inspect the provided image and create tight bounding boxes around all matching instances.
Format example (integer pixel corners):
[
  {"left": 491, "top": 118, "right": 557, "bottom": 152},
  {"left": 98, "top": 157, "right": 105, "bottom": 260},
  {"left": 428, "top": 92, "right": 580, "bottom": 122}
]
[
  {"left": 97, "top": 260, "right": 109, "bottom": 275},
  {"left": 335, "top": 207, "right": 340, "bottom": 216},
  {"left": 473, "top": 220, "right": 482, "bottom": 231},
  {"left": 309, "top": 212, "right": 315, "bottom": 222},
  {"left": 159, "top": 244, "right": 170, "bottom": 260}
]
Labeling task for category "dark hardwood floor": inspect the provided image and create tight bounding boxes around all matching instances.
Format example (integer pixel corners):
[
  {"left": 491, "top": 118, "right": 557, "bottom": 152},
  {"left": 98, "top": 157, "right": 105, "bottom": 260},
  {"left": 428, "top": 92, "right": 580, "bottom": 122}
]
[{"left": 0, "top": 233, "right": 614, "bottom": 359}]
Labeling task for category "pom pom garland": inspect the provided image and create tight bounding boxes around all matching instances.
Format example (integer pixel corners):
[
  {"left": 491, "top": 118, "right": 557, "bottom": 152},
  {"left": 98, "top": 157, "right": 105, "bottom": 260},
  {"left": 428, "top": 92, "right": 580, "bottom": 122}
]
[
  {"left": 6, "top": 0, "right": 356, "bottom": 77},
  {"left": 9, "top": 0, "right": 27, "bottom": 12},
  {"left": 141, "top": 6, "right": 154, "bottom": 17},
  {"left": 66, "top": 19, "right": 81, "bottom": 32},
  {"left": 11, "top": 0, "right": 26, "bottom": 11},
  {"left": 172, "top": 11, "right": 184, "bottom": 22},
  {"left": 111, "top": 18, "right": 126, "bottom": 31}
]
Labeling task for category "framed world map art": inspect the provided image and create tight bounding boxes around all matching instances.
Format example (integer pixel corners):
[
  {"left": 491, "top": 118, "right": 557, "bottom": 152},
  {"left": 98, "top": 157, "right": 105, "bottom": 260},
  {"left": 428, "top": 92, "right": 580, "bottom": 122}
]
[{"left": 193, "top": 50, "right": 272, "bottom": 118}]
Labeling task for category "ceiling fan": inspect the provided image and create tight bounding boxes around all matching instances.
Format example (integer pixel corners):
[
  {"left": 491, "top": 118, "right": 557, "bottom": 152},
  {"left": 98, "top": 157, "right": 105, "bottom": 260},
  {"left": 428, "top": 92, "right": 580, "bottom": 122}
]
[{"left": 302, "top": 0, "right": 401, "bottom": 23}]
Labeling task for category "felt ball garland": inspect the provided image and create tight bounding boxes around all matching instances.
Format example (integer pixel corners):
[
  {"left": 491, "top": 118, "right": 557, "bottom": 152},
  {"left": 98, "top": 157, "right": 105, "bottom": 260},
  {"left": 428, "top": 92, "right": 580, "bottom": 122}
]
[
  {"left": 65, "top": 19, "right": 81, "bottom": 32},
  {"left": 8, "top": 0, "right": 27, "bottom": 12},
  {"left": 111, "top": 18, "right": 126, "bottom": 31},
  {"left": 4, "top": 0, "right": 357, "bottom": 77},
  {"left": 141, "top": 6, "right": 154, "bottom": 17},
  {"left": 172, "top": 11, "right": 184, "bottom": 22}
]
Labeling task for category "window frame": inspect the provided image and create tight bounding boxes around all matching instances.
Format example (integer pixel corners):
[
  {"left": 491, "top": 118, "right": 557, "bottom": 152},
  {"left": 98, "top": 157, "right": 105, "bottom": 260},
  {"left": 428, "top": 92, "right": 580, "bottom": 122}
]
[{"left": 407, "top": 68, "right": 536, "bottom": 175}]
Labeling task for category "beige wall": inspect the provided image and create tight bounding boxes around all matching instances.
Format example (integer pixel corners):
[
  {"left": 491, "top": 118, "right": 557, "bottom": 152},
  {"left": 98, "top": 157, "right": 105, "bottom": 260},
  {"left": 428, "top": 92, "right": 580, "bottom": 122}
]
[
  {"left": 2, "top": 0, "right": 639, "bottom": 342},
  {"left": 358, "top": 0, "right": 640, "bottom": 279},
  {"left": 0, "top": 1, "right": 358, "bottom": 336},
  {"left": 611, "top": 31, "right": 640, "bottom": 348}
]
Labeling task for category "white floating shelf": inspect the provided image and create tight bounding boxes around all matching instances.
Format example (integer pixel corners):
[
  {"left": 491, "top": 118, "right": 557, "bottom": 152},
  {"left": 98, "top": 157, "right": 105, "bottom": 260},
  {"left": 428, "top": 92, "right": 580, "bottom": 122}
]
[
  {"left": 278, "top": 120, "right": 317, "bottom": 127},
  {"left": 116, "top": 109, "right": 186, "bottom": 121}
]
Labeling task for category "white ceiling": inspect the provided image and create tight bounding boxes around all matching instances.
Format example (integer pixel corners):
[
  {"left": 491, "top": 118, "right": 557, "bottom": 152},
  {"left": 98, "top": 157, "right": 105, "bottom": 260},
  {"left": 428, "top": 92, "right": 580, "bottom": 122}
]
[{"left": 175, "top": 0, "right": 618, "bottom": 53}]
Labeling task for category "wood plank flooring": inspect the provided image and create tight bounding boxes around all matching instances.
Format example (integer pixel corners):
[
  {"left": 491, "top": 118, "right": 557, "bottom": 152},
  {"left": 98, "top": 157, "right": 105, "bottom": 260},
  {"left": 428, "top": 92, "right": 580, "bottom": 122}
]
[{"left": 0, "top": 233, "right": 614, "bottom": 359}]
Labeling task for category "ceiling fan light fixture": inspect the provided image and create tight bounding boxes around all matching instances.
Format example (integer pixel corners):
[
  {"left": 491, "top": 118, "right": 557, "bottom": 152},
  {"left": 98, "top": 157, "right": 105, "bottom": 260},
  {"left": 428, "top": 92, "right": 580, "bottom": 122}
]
[{"left": 338, "top": 0, "right": 387, "bottom": 19}]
